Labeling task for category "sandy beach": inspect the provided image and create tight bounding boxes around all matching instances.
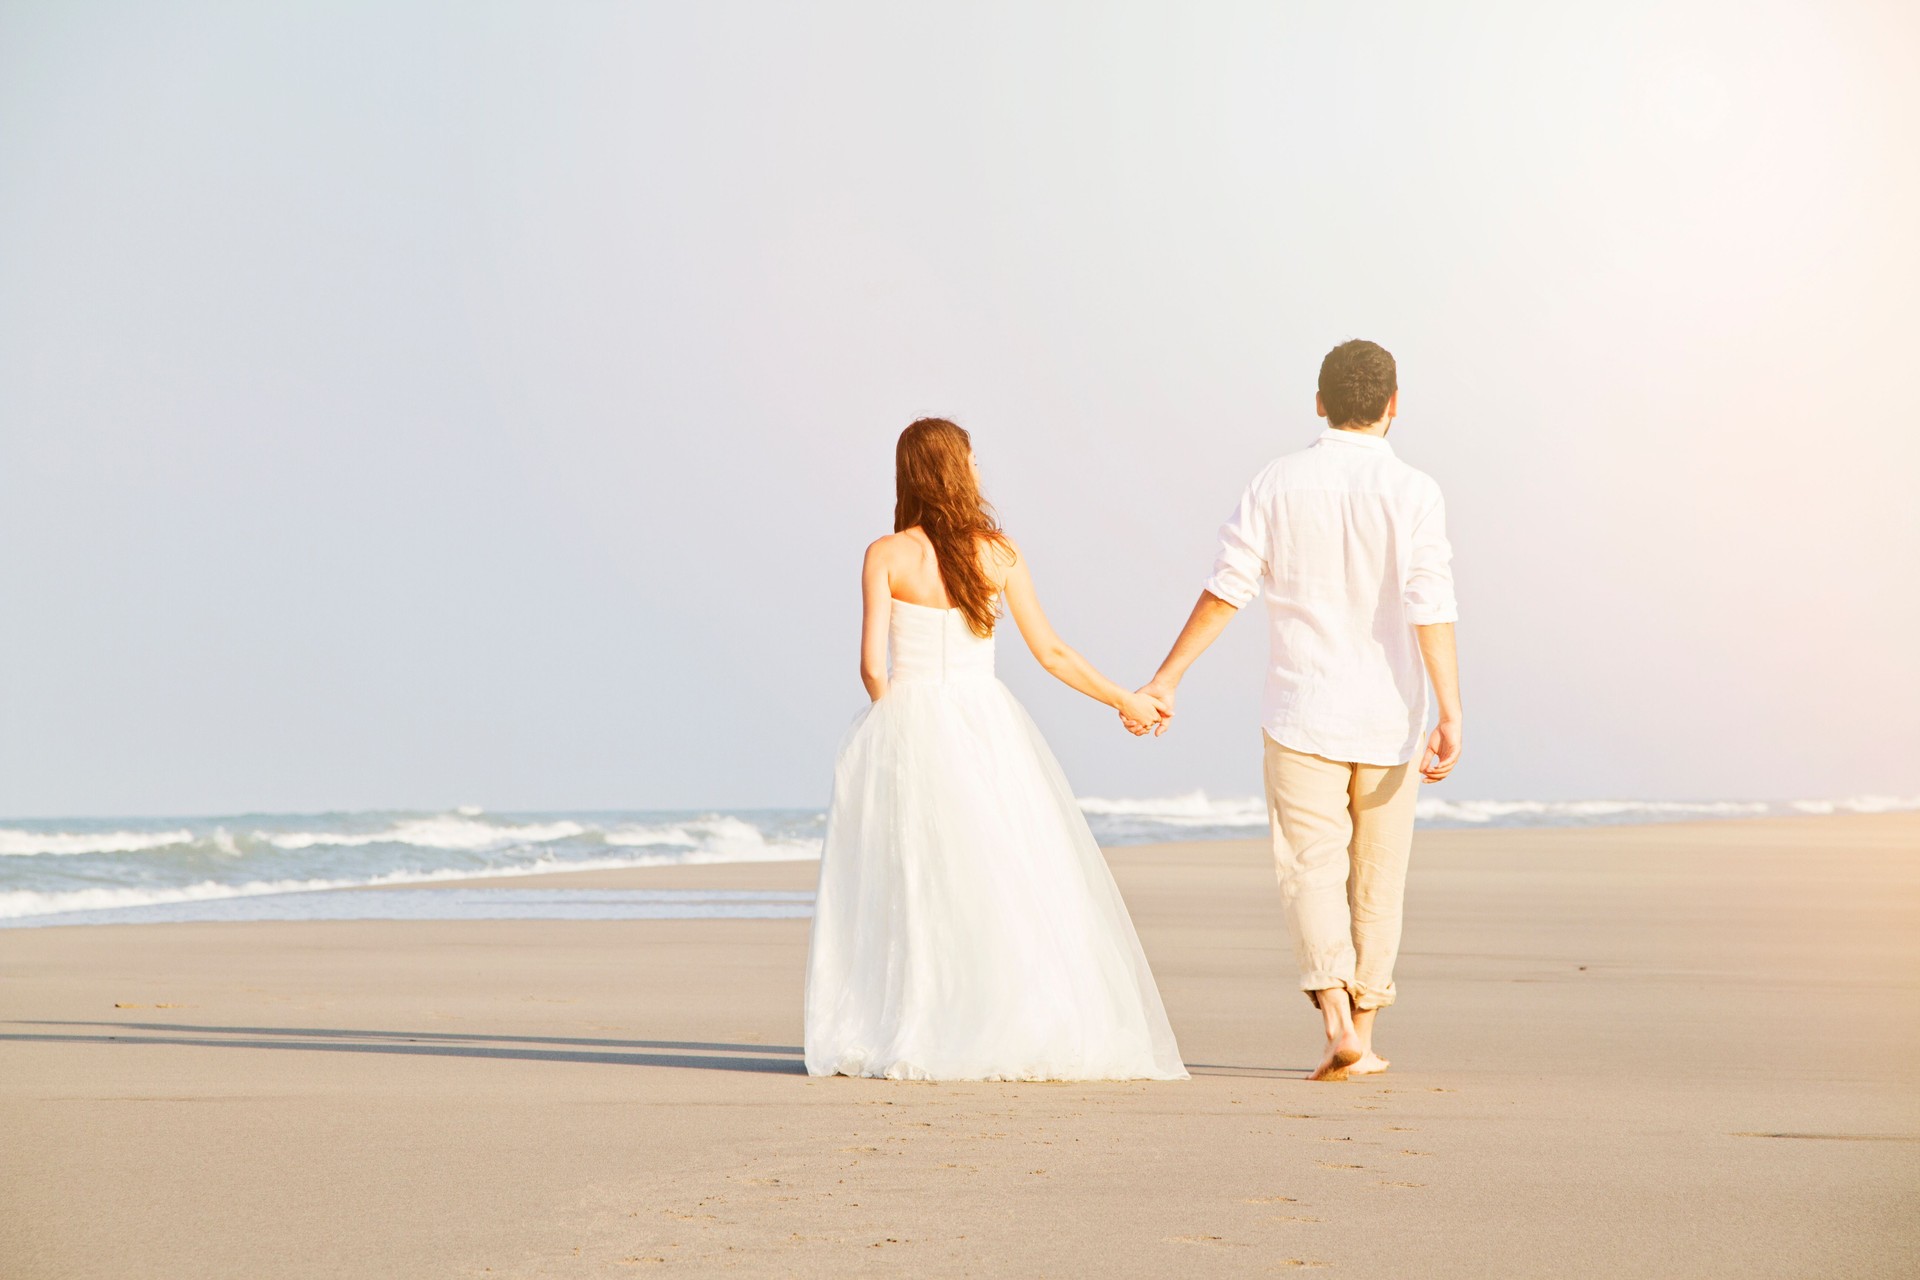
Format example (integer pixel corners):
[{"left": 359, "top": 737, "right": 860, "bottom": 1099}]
[{"left": 2, "top": 812, "right": 1915, "bottom": 1278}]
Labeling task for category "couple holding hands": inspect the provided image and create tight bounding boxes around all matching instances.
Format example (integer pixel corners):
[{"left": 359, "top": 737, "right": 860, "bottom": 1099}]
[{"left": 804, "top": 339, "right": 1462, "bottom": 1084}]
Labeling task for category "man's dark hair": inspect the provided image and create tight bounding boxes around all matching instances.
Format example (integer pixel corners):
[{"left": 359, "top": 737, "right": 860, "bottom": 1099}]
[{"left": 1318, "top": 339, "right": 1397, "bottom": 428}]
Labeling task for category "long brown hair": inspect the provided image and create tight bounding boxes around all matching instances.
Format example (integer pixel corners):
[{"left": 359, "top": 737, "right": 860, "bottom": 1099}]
[{"left": 894, "top": 418, "right": 1009, "bottom": 638}]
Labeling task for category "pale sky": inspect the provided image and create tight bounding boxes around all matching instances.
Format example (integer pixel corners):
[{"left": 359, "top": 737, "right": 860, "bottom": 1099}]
[{"left": 2, "top": 1, "right": 1916, "bottom": 817}]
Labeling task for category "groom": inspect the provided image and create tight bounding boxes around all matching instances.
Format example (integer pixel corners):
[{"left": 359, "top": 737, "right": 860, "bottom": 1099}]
[{"left": 1127, "top": 339, "right": 1462, "bottom": 1081}]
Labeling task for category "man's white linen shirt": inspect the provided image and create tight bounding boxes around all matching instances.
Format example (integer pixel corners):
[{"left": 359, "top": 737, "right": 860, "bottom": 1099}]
[{"left": 1204, "top": 428, "right": 1458, "bottom": 766}]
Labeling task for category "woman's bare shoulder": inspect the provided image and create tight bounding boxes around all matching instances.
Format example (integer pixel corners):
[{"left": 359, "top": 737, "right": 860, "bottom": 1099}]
[{"left": 865, "top": 530, "right": 917, "bottom": 561}]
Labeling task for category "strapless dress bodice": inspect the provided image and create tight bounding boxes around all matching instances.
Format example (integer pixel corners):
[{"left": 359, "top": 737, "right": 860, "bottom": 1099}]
[{"left": 889, "top": 599, "right": 995, "bottom": 684}]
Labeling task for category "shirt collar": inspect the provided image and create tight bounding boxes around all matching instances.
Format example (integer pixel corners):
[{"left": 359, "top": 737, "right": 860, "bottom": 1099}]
[{"left": 1316, "top": 427, "right": 1393, "bottom": 452}]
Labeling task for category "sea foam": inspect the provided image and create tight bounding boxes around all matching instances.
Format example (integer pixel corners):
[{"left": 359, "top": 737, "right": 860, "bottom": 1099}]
[
  {"left": 0, "top": 828, "right": 196, "bottom": 857},
  {"left": 0, "top": 843, "right": 822, "bottom": 921},
  {"left": 265, "top": 816, "right": 589, "bottom": 851}
]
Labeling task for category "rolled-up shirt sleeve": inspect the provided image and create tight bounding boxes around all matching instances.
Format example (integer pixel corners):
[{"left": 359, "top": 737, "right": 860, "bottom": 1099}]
[
  {"left": 1403, "top": 490, "right": 1458, "bottom": 625},
  {"left": 1202, "top": 483, "right": 1268, "bottom": 608}
]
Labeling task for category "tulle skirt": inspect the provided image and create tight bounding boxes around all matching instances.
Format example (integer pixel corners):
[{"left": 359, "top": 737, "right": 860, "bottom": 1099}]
[{"left": 803, "top": 677, "right": 1187, "bottom": 1081}]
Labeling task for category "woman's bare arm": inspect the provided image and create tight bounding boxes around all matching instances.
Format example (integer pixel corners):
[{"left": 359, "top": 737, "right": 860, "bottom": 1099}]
[{"left": 859, "top": 539, "right": 893, "bottom": 701}]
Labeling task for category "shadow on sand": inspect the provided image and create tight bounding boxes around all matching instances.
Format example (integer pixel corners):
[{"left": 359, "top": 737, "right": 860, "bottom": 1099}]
[
  {"left": 1185, "top": 1062, "right": 1316, "bottom": 1078},
  {"left": 1, "top": 1020, "right": 808, "bottom": 1074}
]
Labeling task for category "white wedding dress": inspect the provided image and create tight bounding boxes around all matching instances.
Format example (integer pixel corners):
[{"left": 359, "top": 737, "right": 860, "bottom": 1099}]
[{"left": 804, "top": 600, "right": 1187, "bottom": 1081}]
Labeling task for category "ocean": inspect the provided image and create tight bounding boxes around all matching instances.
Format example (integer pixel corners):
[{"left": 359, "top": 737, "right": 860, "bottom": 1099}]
[{"left": 2, "top": 793, "right": 1912, "bottom": 928}]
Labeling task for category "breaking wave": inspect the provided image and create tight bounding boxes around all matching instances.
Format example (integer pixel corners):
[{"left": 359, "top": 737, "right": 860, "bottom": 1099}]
[
  {"left": 0, "top": 828, "right": 197, "bottom": 857},
  {"left": 0, "top": 810, "right": 822, "bottom": 920}
]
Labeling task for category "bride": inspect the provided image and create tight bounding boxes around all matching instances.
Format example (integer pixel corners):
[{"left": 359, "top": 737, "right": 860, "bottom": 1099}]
[{"left": 804, "top": 417, "right": 1188, "bottom": 1081}]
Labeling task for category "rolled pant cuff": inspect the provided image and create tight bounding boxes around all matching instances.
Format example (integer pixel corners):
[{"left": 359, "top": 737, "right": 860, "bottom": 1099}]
[
  {"left": 1350, "top": 983, "right": 1396, "bottom": 1012},
  {"left": 1299, "top": 973, "right": 1355, "bottom": 1007}
]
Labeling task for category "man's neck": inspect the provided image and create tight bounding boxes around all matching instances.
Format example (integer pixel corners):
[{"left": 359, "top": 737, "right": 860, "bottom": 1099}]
[{"left": 1332, "top": 419, "right": 1392, "bottom": 439}]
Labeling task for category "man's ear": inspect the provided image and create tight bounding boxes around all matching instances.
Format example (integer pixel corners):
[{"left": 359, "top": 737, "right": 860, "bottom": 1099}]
[
  {"left": 1314, "top": 392, "right": 1327, "bottom": 420},
  {"left": 1386, "top": 389, "right": 1399, "bottom": 421}
]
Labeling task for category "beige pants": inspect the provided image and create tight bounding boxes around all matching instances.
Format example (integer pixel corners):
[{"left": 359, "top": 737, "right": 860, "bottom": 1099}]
[{"left": 1262, "top": 733, "right": 1421, "bottom": 1011}]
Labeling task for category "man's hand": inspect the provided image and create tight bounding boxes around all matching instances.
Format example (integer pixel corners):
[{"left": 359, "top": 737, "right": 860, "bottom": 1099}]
[
  {"left": 1119, "top": 680, "right": 1177, "bottom": 737},
  {"left": 1420, "top": 719, "right": 1462, "bottom": 783}
]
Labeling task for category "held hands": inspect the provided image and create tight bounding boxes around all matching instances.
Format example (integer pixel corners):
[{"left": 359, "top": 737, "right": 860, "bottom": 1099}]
[
  {"left": 1115, "top": 687, "right": 1172, "bottom": 737},
  {"left": 1117, "top": 680, "right": 1176, "bottom": 738},
  {"left": 1420, "top": 718, "right": 1462, "bottom": 783}
]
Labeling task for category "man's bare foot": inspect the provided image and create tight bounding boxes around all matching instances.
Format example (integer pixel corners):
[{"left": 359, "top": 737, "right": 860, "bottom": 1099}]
[
  {"left": 1348, "top": 1052, "right": 1390, "bottom": 1075},
  {"left": 1307, "top": 1029, "right": 1364, "bottom": 1081}
]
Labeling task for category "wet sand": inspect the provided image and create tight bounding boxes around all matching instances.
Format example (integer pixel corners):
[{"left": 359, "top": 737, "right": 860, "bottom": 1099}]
[{"left": 2, "top": 813, "right": 1916, "bottom": 1277}]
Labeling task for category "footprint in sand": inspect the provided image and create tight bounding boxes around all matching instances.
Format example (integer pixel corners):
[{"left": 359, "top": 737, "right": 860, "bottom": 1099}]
[{"left": 1241, "top": 1196, "right": 1298, "bottom": 1204}]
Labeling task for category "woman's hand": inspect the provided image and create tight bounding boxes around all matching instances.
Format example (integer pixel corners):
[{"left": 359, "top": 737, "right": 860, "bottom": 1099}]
[{"left": 1116, "top": 689, "right": 1171, "bottom": 736}]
